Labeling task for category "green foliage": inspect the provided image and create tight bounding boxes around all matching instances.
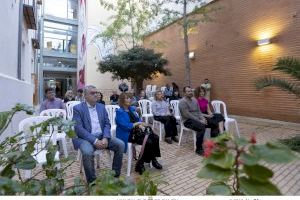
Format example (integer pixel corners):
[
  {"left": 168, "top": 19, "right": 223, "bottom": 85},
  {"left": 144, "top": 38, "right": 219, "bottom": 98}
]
[
  {"left": 255, "top": 57, "right": 300, "bottom": 98},
  {"left": 279, "top": 135, "right": 300, "bottom": 152},
  {"left": 198, "top": 132, "right": 298, "bottom": 195},
  {"left": 136, "top": 171, "right": 167, "bottom": 195},
  {"left": 99, "top": 46, "right": 170, "bottom": 91},
  {"left": 0, "top": 104, "right": 75, "bottom": 195}
]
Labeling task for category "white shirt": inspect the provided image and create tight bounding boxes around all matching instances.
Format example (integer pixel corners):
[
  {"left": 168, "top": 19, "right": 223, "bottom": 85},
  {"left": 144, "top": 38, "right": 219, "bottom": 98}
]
[{"left": 87, "top": 102, "right": 102, "bottom": 138}]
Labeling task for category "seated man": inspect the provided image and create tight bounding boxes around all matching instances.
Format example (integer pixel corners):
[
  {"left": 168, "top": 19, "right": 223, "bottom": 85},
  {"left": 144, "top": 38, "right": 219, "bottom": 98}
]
[
  {"left": 151, "top": 91, "right": 178, "bottom": 144},
  {"left": 110, "top": 91, "right": 119, "bottom": 105},
  {"left": 40, "top": 88, "right": 65, "bottom": 113},
  {"left": 72, "top": 85, "right": 125, "bottom": 183},
  {"left": 178, "top": 86, "right": 207, "bottom": 155}
]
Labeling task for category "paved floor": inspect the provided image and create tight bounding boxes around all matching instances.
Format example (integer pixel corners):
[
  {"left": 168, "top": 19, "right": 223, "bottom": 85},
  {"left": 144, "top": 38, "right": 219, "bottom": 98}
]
[{"left": 38, "top": 116, "right": 300, "bottom": 195}]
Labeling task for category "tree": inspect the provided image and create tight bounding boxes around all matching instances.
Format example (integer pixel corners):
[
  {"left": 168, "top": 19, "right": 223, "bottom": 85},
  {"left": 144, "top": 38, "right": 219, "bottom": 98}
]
[
  {"left": 157, "top": 0, "right": 220, "bottom": 86},
  {"left": 98, "top": 0, "right": 162, "bottom": 49},
  {"left": 98, "top": 47, "right": 170, "bottom": 93},
  {"left": 255, "top": 57, "right": 300, "bottom": 98}
]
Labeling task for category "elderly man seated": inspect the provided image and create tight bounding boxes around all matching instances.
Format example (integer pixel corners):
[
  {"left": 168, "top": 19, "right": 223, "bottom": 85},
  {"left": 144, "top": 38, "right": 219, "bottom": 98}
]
[{"left": 72, "top": 85, "right": 125, "bottom": 183}]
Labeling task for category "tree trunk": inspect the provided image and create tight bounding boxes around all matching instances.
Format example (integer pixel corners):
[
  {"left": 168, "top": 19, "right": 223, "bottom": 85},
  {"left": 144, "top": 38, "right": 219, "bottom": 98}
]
[
  {"left": 133, "top": 79, "right": 144, "bottom": 95},
  {"left": 183, "top": 0, "right": 191, "bottom": 86}
]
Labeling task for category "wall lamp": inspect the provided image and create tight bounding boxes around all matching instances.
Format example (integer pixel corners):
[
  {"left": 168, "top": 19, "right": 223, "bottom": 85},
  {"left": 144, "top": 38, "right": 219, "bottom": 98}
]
[
  {"left": 257, "top": 38, "right": 271, "bottom": 46},
  {"left": 189, "top": 51, "right": 195, "bottom": 59}
]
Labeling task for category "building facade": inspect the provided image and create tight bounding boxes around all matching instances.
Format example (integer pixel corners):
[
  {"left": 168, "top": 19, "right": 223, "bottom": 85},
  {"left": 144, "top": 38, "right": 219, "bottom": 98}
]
[
  {"left": 38, "top": 0, "right": 78, "bottom": 101},
  {"left": 0, "top": 0, "right": 41, "bottom": 138},
  {"left": 144, "top": 0, "right": 300, "bottom": 123}
]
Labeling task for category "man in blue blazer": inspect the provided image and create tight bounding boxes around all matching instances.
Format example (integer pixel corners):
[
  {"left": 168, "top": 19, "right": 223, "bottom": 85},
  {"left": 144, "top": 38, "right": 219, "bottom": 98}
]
[{"left": 73, "top": 85, "right": 125, "bottom": 183}]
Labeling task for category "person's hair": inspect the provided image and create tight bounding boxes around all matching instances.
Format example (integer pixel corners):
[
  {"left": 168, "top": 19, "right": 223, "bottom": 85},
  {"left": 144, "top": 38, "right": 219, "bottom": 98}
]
[
  {"left": 118, "top": 93, "right": 129, "bottom": 108},
  {"left": 205, "top": 78, "right": 209, "bottom": 81},
  {"left": 83, "top": 85, "right": 96, "bottom": 96},
  {"left": 194, "top": 87, "right": 206, "bottom": 98},
  {"left": 65, "top": 90, "right": 73, "bottom": 98},
  {"left": 154, "top": 90, "right": 162, "bottom": 101},
  {"left": 183, "top": 86, "right": 191, "bottom": 93},
  {"left": 45, "top": 88, "right": 54, "bottom": 94},
  {"left": 77, "top": 89, "right": 83, "bottom": 93},
  {"left": 98, "top": 91, "right": 103, "bottom": 99}
]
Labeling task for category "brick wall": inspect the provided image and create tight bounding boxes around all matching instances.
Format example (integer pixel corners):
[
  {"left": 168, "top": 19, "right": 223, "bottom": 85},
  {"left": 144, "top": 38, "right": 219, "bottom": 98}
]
[{"left": 144, "top": 0, "right": 300, "bottom": 123}]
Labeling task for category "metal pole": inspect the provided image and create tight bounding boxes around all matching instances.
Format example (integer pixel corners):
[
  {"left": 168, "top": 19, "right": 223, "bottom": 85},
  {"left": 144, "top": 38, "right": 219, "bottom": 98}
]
[{"left": 17, "top": 0, "right": 24, "bottom": 79}]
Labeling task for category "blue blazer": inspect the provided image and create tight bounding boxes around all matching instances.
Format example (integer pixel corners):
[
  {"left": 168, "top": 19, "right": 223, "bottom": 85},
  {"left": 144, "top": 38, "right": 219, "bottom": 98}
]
[
  {"left": 115, "top": 106, "right": 141, "bottom": 152},
  {"left": 72, "top": 102, "right": 111, "bottom": 150}
]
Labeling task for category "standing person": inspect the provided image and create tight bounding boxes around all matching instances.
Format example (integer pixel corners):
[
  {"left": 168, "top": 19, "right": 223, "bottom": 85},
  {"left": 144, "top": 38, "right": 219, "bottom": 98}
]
[
  {"left": 172, "top": 82, "right": 179, "bottom": 93},
  {"left": 163, "top": 84, "right": 173, "bottom": 101},
  {"left": 63, "top": 90, "right": 75, "bottom": 103},
  {"left": 75, "top": 89, "right": 85, "bottom": 102},
  {"left": 110, "top": 91, "right": 119, "bottom": 105},
  {"left": 72, "top": 85, "right": 125, "bottom": 183},
  {"left": 152, "top": 91, "right": 178, "bottom": 144},
  {"left": 115, "top": 93, "right": 162, "bottom": 175},
  {"left": 40, "top": 88, "right": 65, "bottom": 113},
  {"left": 201, "top": 78, "right": 211, "bottom": 101},
  {"left": 178, "top": 86, "right": 207, "bottom": 155},
  {"left": 194, "top": 87, "right": 225, "bottom": 135}
]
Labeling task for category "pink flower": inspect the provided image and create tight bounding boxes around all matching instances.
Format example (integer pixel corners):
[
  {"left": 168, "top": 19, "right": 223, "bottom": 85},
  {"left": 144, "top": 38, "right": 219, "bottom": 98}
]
[
  {"left": 204, "top": 140, "right": 216, "bottom": 149},
  {"left": 203, "top": 148, "right": 212, "bottom": 158}
]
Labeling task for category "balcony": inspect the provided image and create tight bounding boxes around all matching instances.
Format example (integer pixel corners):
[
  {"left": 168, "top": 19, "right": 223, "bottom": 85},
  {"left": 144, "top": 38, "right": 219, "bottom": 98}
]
[{"left": 23, "top": 0, "right": 37, "bottom": 30}]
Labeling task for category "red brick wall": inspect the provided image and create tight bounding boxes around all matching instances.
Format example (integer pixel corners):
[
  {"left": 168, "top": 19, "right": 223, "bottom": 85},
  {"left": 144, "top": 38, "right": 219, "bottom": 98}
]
[{"left": 144, "top": 0, "right": 300, "bottom": 123}]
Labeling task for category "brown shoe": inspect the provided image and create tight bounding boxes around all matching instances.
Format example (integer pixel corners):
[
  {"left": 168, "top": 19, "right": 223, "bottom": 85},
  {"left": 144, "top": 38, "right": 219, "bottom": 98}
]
[
  {"left": 172, "top": 136, "right": 179, "bottom": 143},
  {"left": 165, "top": 137, "right": 172, "bottom": 144}
]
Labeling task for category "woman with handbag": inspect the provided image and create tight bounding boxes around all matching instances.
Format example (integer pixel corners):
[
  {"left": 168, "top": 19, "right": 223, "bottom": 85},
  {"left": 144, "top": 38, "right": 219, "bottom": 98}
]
[{"left": 115, "top": 93, "right": 162, "bottom": 175}]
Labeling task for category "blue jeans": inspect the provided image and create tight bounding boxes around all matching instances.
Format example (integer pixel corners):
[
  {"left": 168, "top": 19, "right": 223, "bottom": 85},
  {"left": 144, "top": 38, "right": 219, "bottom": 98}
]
[{"left": 79, "top": 137, "right": 125, "bottom": 183}]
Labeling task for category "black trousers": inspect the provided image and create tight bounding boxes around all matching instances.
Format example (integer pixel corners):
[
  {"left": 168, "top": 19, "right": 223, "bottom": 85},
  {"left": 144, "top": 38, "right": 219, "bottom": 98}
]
[
  {"left": 183, "top": 118, "right": 220, "bottom": 151},
  {"left": 154, "top": 115, "right": 178, "bottom": 138}
]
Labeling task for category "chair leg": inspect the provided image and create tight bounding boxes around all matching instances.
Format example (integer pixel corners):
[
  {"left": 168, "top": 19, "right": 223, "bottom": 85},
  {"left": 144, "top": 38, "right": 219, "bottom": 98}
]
[
  {"left": 60, "top": 138, "right": 68, "bottom": 158},
  {"left": 224, "top": 121, "right": 229, "bottom": 132},
  {"left": 145, "top": 117, "right": 149, "bottom": 125},
  {"left": 127, "top": 143, "right": 132, "bottom": 176},
  {"left": 107, "top": 150, "right": 112, "bottom": 166},
  {"left": 96, "top": 154, "right": 100, "bottom": 169},
  {"left": 178, "top": 127, "right": 184, "bottom": 146},
  {"left": 78, "top": 151, "right": 83, "bottom": 173},
  {"left": 159, "top": 123, "right": 163, "bottom": 141},
  {"left": 193, "top": 131, "right": 197, "bottom": 151},
  {"left": 234, "top": 120, "right": 240, "bottom": 138}
]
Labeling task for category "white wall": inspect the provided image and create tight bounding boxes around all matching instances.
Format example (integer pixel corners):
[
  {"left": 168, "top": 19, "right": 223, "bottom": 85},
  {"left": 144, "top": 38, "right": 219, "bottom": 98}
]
[{"left": 0, "top": 0, "right": 36, "bottom": 140}]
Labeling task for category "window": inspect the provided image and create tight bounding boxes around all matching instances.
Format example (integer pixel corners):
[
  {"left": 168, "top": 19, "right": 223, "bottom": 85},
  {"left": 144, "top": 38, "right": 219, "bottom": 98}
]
[
  {"left": 43, "top": 57, "right": 77, "bottom": 69},
  {"left": 44, "top": 0, "right": 78, "bottom": 20}
]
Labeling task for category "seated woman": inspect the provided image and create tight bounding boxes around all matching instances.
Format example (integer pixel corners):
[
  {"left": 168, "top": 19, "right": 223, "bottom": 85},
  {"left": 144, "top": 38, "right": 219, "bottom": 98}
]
[
  {"left": 152, "top": 91, "right": 178, "bottom": 144},
  {"left": 194, "top": 87, "right": 225, "bottom": 135},
  {"left": 115, "top": 93, "right": 162, "bottom": 175},
  {"left": 63, "top": 90, "right": 75, "bottom": 103}
]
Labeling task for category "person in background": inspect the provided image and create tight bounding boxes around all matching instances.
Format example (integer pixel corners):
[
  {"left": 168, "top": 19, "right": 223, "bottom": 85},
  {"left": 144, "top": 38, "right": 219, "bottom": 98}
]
[
  {"left": 152, "top": 91, "right": 178, "bottom": 144},
  {"left": 201, "top": 78, "right": 211, "bottom": 101},
  {"left": 75, "top": 89, "right": 85, "bottom": 102},
  {"left": 72, "top": 85, "right": 125, "bottom": 183},
  {"left": 163, "top": 83, "right": 173, "bottom": 101},
  {"left": 63, "top": 90, "right": 75, "bottom": 103},
  {"left": 169, "top": 90, "right": 181, "bottom": 101},
  {"left": 138, "top": 90, "right": 147, "bottom": 101},
  {"left": 97, "top": 91, "right": 105, "bottom": 105},
  {"left": 172, "top": 82, "right": 179, "bottom": 93},
  {"left": 194, "top": 87, "right": 225, "bottom": 135},
  {"left": 110, "top": 91, "right": 119, "bottom": 105},
  {"left": 40, "top": 88, "right": 65, "bottom": 113},
  {"left": 115, "top": 93, "right": 162, "bottom": 175}
]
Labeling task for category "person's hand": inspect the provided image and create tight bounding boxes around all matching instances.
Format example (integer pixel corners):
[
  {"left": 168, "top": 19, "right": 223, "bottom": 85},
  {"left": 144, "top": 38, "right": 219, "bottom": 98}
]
[
  {"left": 94, "top": 140, "right": 102, "bottom": 149},
  {"left": 99, "top": 138, "right": 108, "bottom": 149},
  {"left": 200, "top": 117, "right": 207, "bottom": 125},
  {"left": 133, "top": 122, "right": 142, "bottom": 127}
]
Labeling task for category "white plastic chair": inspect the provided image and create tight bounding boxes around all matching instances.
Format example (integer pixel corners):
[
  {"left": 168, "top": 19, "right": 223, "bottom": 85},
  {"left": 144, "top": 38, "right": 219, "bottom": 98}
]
[
  {"left": 151, "top": 85, "right": 157, "bottom": 97},
  {"left": 105, "top": 105, "right": 120, "bottom": 138},
  {"left": 145, "top": 85, "right": 152, "bottom": 98},
  {"left": 170, "top": 100, "right": 181, "bottom": 121},
  {"left": 160, "top": 86, "right": 166, "bottom": 93},
  {"left": 138, "top": 99, "right": 153, "bottom": 124},
  {"left": 40, "top": 109, "right": 68, "bottom": 157},
  {"left": 211, "top": 100, "right": 240, "bottom": 137},
  {"left": 66, "top": 101, "right": 81, "bottom": 120},
  {"left": 152, "top": 119, "right": 164, "bottom": 141},
  {"left": 19, "top": 116, "right": 60, "bottom": 179}
]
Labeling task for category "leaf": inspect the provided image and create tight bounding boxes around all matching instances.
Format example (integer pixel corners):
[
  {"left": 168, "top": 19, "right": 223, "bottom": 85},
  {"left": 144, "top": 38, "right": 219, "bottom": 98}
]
[
  {"left": 0, "top": 164, "right": 15, "bottom": 178},
  {"left": 0, "top": 111, "right": 11, "bottom": 133},
  {"left": 239, "top": 177, "right": 281, "bottom": 195},
  {"left": 240, "top": 152, "right": 259, "bottom": 166},
  {"left": 15, "top": 155, "right": 36, "bottom": 170},
  {"left": 235, "top": 137, "right": 249, "bottom": 147},
  {"left": 206, "top": 182, "right": 231, "bottom": 195},
  {"left": 197, "top": 164, "right": 232, "bottom": 181},
  {"left": 205, "top": 152, "right": 235, "bottom": 169},
  {"left": 0, "top": 177, "right": 22, "bottom": 195},
  {"left": 66, "top": 130, "right": 76, "bottom": 138},
  {"left": 243, "top": 164, "right": 273, "bottom": 182},
  {"left": 249, "top": 142, "right": 297, "bottom": 163},
  {"left": 24, "top": 180, "right": 41, "bottom": 195}
]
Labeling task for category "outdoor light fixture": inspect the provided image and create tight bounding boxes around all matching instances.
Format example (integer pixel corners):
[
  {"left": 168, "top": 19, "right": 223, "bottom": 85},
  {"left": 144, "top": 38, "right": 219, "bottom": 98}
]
[
  {"left": 189, "top": 51, "right": 195, "bottom": 59},
  {"left": 257, "top": 38, "right": 271, "bottom": 46}
]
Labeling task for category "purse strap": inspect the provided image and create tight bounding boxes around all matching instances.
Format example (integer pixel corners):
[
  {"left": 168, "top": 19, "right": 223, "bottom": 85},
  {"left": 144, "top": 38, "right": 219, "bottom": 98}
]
[{"left": 138, "top": 134, "right": 150, "bottom": 160}]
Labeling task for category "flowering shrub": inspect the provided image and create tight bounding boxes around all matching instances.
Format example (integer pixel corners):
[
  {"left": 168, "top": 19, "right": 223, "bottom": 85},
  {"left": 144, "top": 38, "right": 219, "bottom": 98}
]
[{"left": 198, "top": 132, "right": 298, "bottom": 195}]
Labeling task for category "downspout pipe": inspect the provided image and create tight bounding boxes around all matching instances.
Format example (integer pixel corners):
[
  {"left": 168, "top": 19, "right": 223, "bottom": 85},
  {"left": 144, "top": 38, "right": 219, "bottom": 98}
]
[{"left": 17, "top": 0, "right": 24, "bottom": 79}]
